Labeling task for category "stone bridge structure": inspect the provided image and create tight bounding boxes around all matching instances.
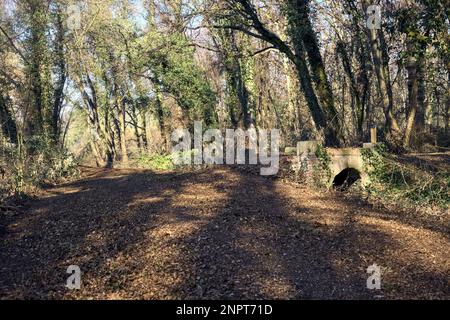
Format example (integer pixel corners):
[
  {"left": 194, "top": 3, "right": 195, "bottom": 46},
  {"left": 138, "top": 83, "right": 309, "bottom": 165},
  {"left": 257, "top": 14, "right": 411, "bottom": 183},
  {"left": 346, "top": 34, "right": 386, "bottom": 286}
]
[{"left": 285, "top": 141, "right": 374, "bottom": 189}]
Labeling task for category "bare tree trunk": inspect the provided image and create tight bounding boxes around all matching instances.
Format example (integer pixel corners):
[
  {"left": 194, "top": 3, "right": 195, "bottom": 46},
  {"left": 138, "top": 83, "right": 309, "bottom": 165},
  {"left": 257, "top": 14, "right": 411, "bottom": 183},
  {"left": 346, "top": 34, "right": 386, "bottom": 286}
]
[
  {"left": 435, "top": 91, "right": 440, "bottom": 131},
  {"left": 368, "top": 29, "right": 400, "bottom": 136},
  {"left": 129, "top": 104, "right": 141, "bottom": 150},
  {"left": 154, "top": 91, "right": 169, "bottom": 152},
  {"left": 80, "top": 75, "right": 116, "bottom": 167},
  {"left": 343, "top": 0, "right": 372, "bottom": 137},
  {"left": 218, "top": 29, "right": 252, "bottom": 129},
  {"left": 445, "top": 80, "right": 449, "bottom": 137},
  {"left": 337, "top": 41, "right": 364, "bottom": 138},
  {"left": 283, "top": 57, "right": 299, "bottom": 134},
  {"left": 415, "top": 62, "right": 426, "bottom": 136},
  {"left": 226, "top": 0, "right": 342, "bottom": 146},
  {"left": 89, "top": 140, "right": 105, "bottom": 167},
  {"left": 118, "top": 98, "right": 129, "bottom": 165},
  {"left": 404, "top": 42, "right": 419, "bottom": 148},
  {"left": 104, "top": 108, "right": 116, "bottom": 168},
  {"left": 362, "top": 1, "right": 401, "bottom": 143},
  {"left": 139, "top": 108, "right": 149, "bottom": 151}
]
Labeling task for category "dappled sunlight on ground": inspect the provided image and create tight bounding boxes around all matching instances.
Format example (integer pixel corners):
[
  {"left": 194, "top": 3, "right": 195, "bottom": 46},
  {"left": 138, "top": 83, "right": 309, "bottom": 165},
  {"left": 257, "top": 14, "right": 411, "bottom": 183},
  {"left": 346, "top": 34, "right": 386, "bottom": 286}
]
[{"left": 0, "top": 167, "right": 448, "bottom": 299}]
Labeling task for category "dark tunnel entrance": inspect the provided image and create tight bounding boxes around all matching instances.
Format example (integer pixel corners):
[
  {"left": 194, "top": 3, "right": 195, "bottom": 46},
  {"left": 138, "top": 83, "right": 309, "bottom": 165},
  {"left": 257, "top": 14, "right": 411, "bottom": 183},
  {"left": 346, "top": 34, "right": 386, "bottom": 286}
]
[{"left": 332, "top": 168, "right": 361, "bottom": 191}]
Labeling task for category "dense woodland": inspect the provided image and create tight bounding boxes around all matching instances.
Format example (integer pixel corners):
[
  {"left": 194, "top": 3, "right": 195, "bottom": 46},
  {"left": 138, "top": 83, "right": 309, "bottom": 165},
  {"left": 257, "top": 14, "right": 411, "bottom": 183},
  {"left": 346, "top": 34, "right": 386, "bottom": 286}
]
[
  {"left": 0, "top": 0, "right": 449, "bottom": 301},
  {"left": 0, "top": 0, "right": 448, "bottom": 191}
]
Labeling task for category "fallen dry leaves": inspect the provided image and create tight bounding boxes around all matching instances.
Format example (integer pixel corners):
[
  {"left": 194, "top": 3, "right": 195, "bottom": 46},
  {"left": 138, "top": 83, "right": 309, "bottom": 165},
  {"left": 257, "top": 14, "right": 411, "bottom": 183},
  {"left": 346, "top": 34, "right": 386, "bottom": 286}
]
[{"left": 0, "top": 167, "right": 448, "bottom": 299}]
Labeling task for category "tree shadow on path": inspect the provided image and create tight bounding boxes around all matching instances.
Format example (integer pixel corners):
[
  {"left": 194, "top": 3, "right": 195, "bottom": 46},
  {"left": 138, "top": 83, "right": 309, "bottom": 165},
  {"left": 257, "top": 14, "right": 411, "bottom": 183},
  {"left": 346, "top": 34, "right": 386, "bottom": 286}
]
[{"left": 0, "top": 167, "right": 448, "bottom": 299}]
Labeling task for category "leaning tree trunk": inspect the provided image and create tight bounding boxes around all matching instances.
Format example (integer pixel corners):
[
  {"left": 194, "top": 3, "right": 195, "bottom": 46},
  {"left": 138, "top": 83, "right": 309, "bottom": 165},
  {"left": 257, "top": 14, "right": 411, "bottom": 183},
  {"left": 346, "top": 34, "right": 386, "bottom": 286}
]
[
  {"left": 226, "top": 0, "right": 341, "bottom": 146},
  {"left": 285, "top": 0, "right": 342, "bottom": 146}
]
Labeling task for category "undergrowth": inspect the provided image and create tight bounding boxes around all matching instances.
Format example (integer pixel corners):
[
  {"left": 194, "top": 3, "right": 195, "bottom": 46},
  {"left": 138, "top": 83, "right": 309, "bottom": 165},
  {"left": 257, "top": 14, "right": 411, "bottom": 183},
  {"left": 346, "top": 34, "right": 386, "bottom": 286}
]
[
  {"left": 1, "top": 136, "right": 79, "bottom": 201},
  {"left": 312, "top": 144, "right": 332, "bottom": 189},
  {"left": 135, "top": 150, "right": 204, "bottom": 171},
  {"left": 362, "top": 144, "right": 449, "bottom": 210},
  {"left": 136, "top": 154, "right": 174, "bottom": 171}
]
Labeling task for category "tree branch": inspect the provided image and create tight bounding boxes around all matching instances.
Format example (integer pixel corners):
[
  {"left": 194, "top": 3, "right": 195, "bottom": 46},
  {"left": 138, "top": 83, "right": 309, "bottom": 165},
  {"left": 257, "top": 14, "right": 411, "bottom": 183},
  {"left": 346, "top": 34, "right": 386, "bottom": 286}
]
[
  {"left": 251, "top": 46, "right": 276, "bottom": 56},
  {"left": 216, "top": 0, "right": 297, "bottom": 64},
  {"left": 0, "top": 25, "right": 28, "bottom": 64}
]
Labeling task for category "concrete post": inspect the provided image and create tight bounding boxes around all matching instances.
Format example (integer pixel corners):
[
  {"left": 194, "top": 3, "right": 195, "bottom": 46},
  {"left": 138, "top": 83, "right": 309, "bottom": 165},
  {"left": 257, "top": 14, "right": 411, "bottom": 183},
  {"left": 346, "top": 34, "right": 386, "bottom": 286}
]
[{"left": 370, "top": 127, "right": 377, "bottom": 144}]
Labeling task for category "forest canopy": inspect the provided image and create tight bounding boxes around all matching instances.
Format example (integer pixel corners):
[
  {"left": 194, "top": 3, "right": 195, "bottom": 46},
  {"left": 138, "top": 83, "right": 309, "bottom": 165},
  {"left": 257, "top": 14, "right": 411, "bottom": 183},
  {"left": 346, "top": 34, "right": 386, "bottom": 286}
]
[{"left": 0, "top": 0, "right": 448, "bottom": 178}]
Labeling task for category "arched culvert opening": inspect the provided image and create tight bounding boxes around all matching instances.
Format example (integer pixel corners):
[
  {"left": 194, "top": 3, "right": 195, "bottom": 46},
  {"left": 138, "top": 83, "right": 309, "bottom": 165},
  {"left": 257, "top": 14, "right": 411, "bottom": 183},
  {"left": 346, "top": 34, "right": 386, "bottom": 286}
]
[{"left": 332, "top": 168, "right": 361, "bottom": 191}]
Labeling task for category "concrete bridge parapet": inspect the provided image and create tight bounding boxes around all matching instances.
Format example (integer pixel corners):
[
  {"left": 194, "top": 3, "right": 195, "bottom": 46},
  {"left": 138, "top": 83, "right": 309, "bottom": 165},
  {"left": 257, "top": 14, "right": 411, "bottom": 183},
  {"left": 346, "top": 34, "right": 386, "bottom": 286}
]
[
  {"left": 325, "top": 148, "right": 370, "bottom": 187},
  {"left": 289, "top": 141, "right": 371, "bottom": 188}
]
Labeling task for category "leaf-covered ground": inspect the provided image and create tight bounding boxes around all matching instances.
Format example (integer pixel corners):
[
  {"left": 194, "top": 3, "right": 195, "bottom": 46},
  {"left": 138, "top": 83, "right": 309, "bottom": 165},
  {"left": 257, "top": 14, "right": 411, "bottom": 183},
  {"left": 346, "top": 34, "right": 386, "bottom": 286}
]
[{"left": 0, "top": 167, "right": 448, "bottom": 299}]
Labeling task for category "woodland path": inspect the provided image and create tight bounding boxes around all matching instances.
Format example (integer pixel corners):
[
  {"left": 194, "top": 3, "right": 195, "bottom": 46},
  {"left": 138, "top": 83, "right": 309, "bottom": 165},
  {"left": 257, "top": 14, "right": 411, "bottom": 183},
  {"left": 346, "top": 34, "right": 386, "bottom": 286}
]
[{"left": 0, "top": 167, "right": 448, "bottom": 299}]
